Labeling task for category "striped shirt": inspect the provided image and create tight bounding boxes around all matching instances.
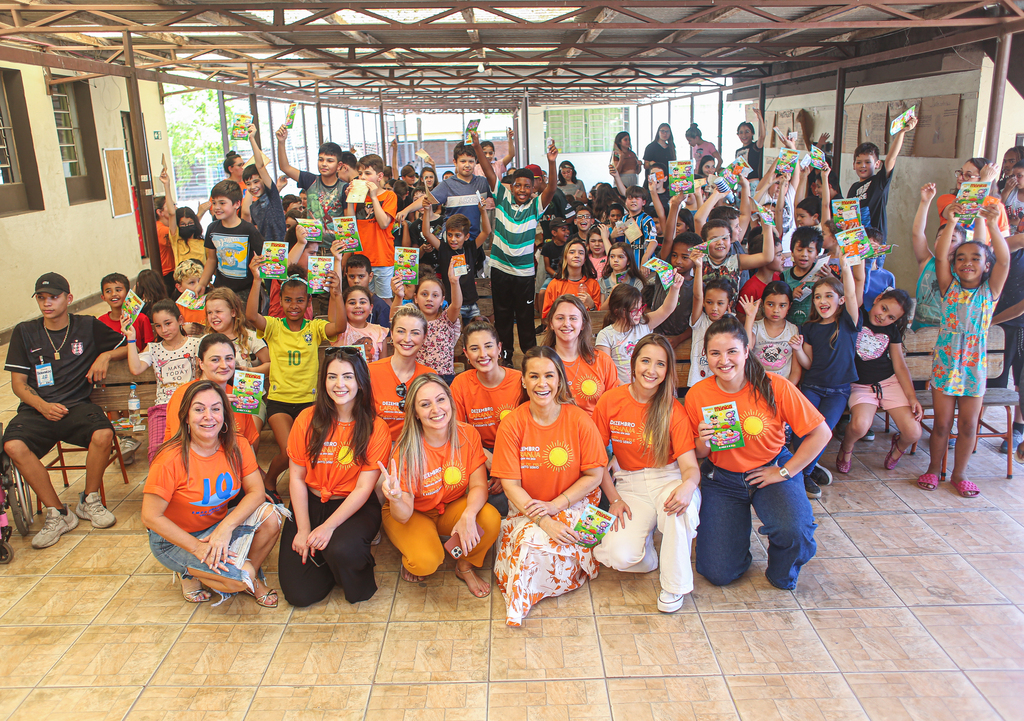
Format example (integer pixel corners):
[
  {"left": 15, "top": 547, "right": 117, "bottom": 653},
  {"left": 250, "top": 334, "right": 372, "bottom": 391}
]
[{"left": 491, "top": 182, "right": 543, "bottom": 278}]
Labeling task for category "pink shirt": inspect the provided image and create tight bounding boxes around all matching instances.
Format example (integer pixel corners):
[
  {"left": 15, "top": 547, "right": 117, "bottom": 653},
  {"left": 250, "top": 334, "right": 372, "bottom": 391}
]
[
  {"left": 691, "top": 141, "right": 718, "bottom": 164},
  {"left": 474, "top": 159, "right": 506, "bottom": 179}
]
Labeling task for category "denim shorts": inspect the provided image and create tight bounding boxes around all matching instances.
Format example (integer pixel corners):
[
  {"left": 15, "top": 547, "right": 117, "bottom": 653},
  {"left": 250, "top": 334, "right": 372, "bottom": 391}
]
[{"left": 371, "top": 266, "right": 395, "bottom": 299}]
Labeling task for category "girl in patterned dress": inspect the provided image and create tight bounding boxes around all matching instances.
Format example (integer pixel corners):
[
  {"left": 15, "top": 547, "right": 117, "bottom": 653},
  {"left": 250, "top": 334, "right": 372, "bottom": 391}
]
[
  {"left": 390, "top": 264, "right": 462, "bottom": 384},
  {"left": 921, "top": 201, "right": 1010, "bottom": 497}
]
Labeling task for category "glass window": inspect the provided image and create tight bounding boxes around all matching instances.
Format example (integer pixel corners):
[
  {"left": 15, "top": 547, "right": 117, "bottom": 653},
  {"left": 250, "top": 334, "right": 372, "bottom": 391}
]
[
  {"left": 544, "top": 107, "right": 629, "bottom": 154},
  {"left": 0, "top": 76, "right": 19, "bottom": 185},
  {"left": 51, "top": 87, "right": 85, "bottom": 178}
]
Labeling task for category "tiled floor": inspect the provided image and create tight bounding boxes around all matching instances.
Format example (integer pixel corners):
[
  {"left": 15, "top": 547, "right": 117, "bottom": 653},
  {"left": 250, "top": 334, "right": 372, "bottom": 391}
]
[{"left": 2, "top": 321, "right": 1024, "bottom": 719}]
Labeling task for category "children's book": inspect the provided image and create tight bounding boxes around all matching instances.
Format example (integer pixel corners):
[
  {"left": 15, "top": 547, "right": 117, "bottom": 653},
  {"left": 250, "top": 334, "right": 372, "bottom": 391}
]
[
  {"left": 464, "top": 119, "right": 480, "bottom": 144},
  {"left": 624, "top": 220, "right": 643, "bottom": 242},
  {"left": 702, "top": 401, "right": 745, "bottom": 451},
  {"left": 831, "top": 198, "right": 863, "bottom": 231},
  {"left": 452, "top": 253, "right": 468, "bottom": 277},
  {"left": 260, "top": 241, "right": 288, "bottom": 280},
  {"left": 791, "top": 255, "right": 832, "bottom": 302},
  {"left": 668, "top": 160, "right": 694, "bottom": 196},
  {"left": 573, "top": 504, "right": 615, "bottom": 548},
  {"left": 328, "top": 216, "right": 361, "bottom": 252},
  {"left": 229, "top": 370, "right": 264, "bottom": 416},
  {"left": 614, "top": 271, "right": 630, "bottom": 285},
  {"left": 642, "top": 257, "right": 675, "bottom": 290},
  {"left": 307, "top": 256, "right": 334, "bottom": 294},
  {"left": 395, "top": 247, "right": 420, "bottom": 285},
  {"left": 176, "top": 289, "right": 206, "bottom": 311},
  {"left": 776, "top": 148, "right": 799, "bottom": 175},
  {"left": 230, "top": 113, "right": 251, "bottom": 140},
  {"left": 122, "top": 290, "right": 145, "bottom": 329},
  {"left": 955, "top": 182, "right": 990, "bottom": 219},
  {"left": 753, "top": 200, "right": 776, "bottom": 235},
  {"left": 720, "top": 157, "right": 753, "bottom": 191},
  {"left": 284, "top": 103, "right": 298, "bottom": 130},
  {"left": 836, "top": 226, "right": 870, "bottom": 265},
  {"left": 890, "top": 105, "right": 916, "bottom": 136},
  {"left": 346, "top": 179, "right": 369, "bottom": 204},
  {"left": 807, "top": 145, "right": 829, "bottom": 171},
  {"left": 415, "top": 148, "right": 430, "bottom": 161},
  {"left": 295, "top": 217, "right": 323, "bottom": 243}
]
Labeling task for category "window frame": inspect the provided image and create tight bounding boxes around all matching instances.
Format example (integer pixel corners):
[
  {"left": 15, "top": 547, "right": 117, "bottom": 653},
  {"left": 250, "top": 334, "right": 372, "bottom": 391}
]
[
  {"left": 51, "top": 79, "right": 105, "bottom": 206},
  {"left": 0, "top": 70, "right": 43, "bottom": 217}
]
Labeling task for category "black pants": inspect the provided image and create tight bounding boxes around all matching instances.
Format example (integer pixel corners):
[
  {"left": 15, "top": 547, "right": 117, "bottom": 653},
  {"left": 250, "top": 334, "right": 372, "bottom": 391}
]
[
  {"left": 278, "top": 488, "right": 382, "bottom": 607},
  {"left": 491, "top": 268, "right": 537, "bottom": 363}
]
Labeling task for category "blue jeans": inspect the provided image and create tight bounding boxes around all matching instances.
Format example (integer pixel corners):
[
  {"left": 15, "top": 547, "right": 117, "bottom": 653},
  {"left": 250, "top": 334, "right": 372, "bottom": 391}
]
[
  {"left": 371, "top": 266, "right": 395, "bottom": 299},
  {"left": 148, "top": 523, "right": 250, "bottom": 583},
  {"left": 460, "top": 303, "right": 481, "bottom": 325},
  {"left": 695, "top": 447, "right": 817, "bottom": 590},
  {"left": 796, "top": 383, "right": 851, "bottom": 469}
]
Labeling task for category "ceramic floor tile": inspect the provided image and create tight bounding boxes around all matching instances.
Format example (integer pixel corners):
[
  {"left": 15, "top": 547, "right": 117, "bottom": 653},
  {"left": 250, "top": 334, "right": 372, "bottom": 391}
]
[
  {"left": 189, "top": 573, "right": 292, "bottom": 625},
  {"left": 964, "top": 670, "right": 1024, "bottom": 721},
  {"left": 912, "top": 605, "right": 1024, "bottom": 670},
  {"left": 0, "top": 533, "right": 84, "bottom": 577},
  {"left": 919, "top": 510, "right": 1024, "bottom": 555},
  {"left": 829, "top": 454, "right": 879, "bottom": 481},
  {"left": 126, "top": 686, "right": 256, "bottom": 720},
  {"left": 606, "top": 676, "right": 739, "bottom": 720},
  {"left": 833, "top": 514, "right": 955, "bottom": 557},
  {"left": 390, "top": 570, "right": 492, "bottom": 622},
  {"left": 725, "top": 673, "right": 867, "bottom": 721},
  {"left": 794, "top": 557, "right": 903, "bottom": 609},
  {"left": 92, "top": 574, "right": 200, "bottom": 625},
  {"left": 0, "top": 689, "right": 29, "bottom": 719},
  {"left": 869, "top": 555, "right": 1009, "bottom": 606},
  {"left": 702, "top": 610, "right": 836, "bottom": 675},
  {"left": 690, "top": 562, "right": 799, "bottom": 612},
  {"left": 0, "top": 575, "right": 127, "bottom": 624},
  {"left": 365, "top": 683, "right": 487, "bottom": 720},
  {"left": 490, "top": 616, "right": 603, "bottom": 681},
  {"left": 596, "top": 613, "right": 717, "bottom": 677},
  {"left": 588, "top": 567, "right": 695, "bottom": 616},
  {"left": 98, "top": 499, "right": 147, "bottom": 533},
  {"left": 262, "top": 623, "right": 386, "bottom": 685},
  {"left": 491, "top": 581, "right": 594, "bottom": 620},
  {"left": 0, "top": 576, "right": 38, "bottom": 618},
  {"left": 963, "top": 553, "right": 1024, "bottom": 604},
  {"left": 150, "top": 623, "right": 284, "bottom": 686},
  {"left": 40, "top": 623, "right": 182, "bottom": 687},
  {"left": 819, "top": 482, "right": 914, "bottom": 514},
  {"left": 49, "top": 533, "right": 153, "bottom": 575},
  {"left": 975, "top": 479, "right": 1024, "bottom": 512},
  {"left": 375, "top": 620, "right": 490, "bottom": 683},
  {"left": 11, "top": 686, "right": 142, "bottom": 720},
  {"left": 883, "top": 478, "right": 1000, "bottom": 511},
  {"left": 246, "top": 685, "right": 371, "bottom": 720},
  {"left": 0, "top": 625, "right": 85, "bottom": 687},
  {"left": 287, "top": 572, "right": 397, "bottom": 624},
  {"left": 844, "top": 671, "right": 1002, "bottom": 721},
  {"left": 810, "top": 516, "right": 863, "bottom": 558},
  {"left": 805, "top": 608, "right": 956, "bottom": 672},
  {"left": 489, "top": 680, "right": 611, "bottom": 720}
]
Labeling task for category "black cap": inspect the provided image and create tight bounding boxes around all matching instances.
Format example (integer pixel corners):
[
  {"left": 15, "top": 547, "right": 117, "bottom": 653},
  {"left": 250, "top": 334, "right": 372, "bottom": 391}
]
[
  {"left": 549, "top": 218, "right": 569, "bottom": 230},
  {"left": 33, "top": 272, "right": 70, "bottom": 297}
]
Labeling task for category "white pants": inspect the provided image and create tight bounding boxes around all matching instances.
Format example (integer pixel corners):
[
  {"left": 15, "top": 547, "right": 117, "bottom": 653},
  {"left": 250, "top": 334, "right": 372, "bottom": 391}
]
[{"left": 594, "top": 462, "right": 701, "bottom": 595}]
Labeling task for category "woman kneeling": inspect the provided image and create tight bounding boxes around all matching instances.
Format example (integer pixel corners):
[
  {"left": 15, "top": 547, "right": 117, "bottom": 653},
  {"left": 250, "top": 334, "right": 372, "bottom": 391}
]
[{"left": 143, "top": 381, "right": 286, "bottom": 606}]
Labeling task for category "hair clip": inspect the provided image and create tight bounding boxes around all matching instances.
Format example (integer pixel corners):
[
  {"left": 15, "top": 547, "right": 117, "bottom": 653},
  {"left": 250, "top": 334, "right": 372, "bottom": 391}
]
[{"left": 285, "top": 274, "right": 309, "bottom": 285}]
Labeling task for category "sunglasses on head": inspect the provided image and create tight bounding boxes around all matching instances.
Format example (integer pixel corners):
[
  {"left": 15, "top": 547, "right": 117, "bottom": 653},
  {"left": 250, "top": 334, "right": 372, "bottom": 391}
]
[{"left": 396, "top": 381, "right": 407, "bottom": 412}]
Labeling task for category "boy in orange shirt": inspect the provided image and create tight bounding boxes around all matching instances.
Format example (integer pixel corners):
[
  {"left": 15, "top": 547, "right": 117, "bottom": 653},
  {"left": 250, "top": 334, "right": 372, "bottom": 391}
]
[{"left": 346, "top": 154, "right": 397, "bottom": 299}]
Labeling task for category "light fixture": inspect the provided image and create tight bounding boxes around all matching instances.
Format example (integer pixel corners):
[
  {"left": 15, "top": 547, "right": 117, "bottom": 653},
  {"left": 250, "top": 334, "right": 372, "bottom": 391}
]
[{"left": 477, "top": 63, "right": 485, "bottom": 72}]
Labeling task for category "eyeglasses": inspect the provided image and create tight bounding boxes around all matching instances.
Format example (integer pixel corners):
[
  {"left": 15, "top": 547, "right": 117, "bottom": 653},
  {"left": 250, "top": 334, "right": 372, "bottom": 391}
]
[
  {"left": 954, "top": 169, "right": 981, "bottom": 181},
  {"left": 396, "top": 382, "right": 407, "bottom": 412}
]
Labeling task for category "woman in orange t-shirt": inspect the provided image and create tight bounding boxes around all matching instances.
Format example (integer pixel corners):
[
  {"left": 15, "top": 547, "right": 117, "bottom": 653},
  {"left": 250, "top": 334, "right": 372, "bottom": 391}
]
[
  {"left": 367, "top": 305, "right": 435, "bottom": 444},
  {"left": 491, "top": 347, "right": 608, "bottom": 626},
  {"left": 143, "top": 381, "right": 285, "bottom": 607},
  {"left": 592, "top": 334, "right": 700, "bottom": 614},
  {"left": 451, "top": 319, "right": 523, "bottom": 516},
  {"left": 278, "top": 349, "right": 392, "bottom": 608},
  {"left": 379, "top": 374, "right": 499, "bottom": 598},
  {"left": 680, "top": 317, "right": 830, "bottom": 592},
  {"left": 541, "top": 294, "right": 620, "bottom": 416},
  {"left": 542, "top": 238, "right": 603, "bottom": 320}
]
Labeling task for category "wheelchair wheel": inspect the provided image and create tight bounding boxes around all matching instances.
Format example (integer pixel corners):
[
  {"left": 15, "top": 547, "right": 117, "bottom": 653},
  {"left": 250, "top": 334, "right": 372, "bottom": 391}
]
[
  {"left": 0, "top": 540, "right": 11, "bottom": 564},
  {"left": 1, "top": 456, "right": 32, "bottom": 537}
]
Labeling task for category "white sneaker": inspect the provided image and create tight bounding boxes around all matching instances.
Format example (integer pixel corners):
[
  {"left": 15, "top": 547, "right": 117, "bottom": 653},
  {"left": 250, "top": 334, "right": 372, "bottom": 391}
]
[
  {"left": 371, "top": 531, "right": 382, "bottom": 546},
  {"left": 75, "top": 491, "right": 116, "bottom": 529},
  {"left": 32, "top": 506, "right": 80, "bottom": 549},
  {"left": 118, "top": 437, "right": 139, "bottom": 466},
  {"left": 657, "top": 590, "right": 686, "bottom": 613}
]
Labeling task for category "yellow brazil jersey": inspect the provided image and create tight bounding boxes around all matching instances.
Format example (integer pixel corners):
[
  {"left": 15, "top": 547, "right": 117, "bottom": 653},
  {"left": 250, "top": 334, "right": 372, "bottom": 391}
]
[{"left": 260, "top": 317, "right": 335, "bottom": 403}]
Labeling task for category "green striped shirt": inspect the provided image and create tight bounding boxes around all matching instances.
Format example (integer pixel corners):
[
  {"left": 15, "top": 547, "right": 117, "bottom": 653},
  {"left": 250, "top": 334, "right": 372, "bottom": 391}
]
[{"left": 491, "top": 182, "right": 543, "bottom": 278}]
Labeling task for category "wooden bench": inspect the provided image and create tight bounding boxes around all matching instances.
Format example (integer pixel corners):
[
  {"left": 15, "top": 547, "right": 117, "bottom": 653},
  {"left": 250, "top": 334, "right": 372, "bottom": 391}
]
[{"left": 889, "top": 325, "right": 1014, "bottom": 480}]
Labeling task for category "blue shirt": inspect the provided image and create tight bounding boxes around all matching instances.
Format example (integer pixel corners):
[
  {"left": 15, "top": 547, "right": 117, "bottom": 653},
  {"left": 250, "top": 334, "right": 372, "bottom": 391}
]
[
  {"left": 627, "top": 211, "right": 657, "bottom": 266},
  {"left": 800, "top": 310, "right": 862, "bottom": 387},
  {"left": 430, "top": 174, "right": 493, "bottom": 240}
]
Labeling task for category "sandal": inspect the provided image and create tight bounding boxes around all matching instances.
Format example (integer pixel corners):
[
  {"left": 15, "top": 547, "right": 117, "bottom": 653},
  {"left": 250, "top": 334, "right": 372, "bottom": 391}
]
[
  {"left": 246, "top": 583, "right": 279, "bottom": 608},
  {"left": 1014, "top": 443, "right": 1024, "bottom": 465},
  {"left": 951, "top": 478, "right": 980, "bottom": 498},
  {"left": 884, "top": 433, "right": 906, "bottom": 471},
  {"left": 181, "top": 578, "right": 211, "bottom": 604},
  {"left": 455, "top": 567, "right": 491, "bottom": 598},
  {"left": 916, "top": 473, "right": 939, "bottom": 491},
  {"left": 836, "top": 448, "right": 853, "bottom": 474}
]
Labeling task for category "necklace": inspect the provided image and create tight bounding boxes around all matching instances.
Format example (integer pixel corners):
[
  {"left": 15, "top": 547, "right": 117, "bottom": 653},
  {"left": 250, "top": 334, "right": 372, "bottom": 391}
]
[{"left": 45, "top": 323, "right": 71, "bottom": 360}]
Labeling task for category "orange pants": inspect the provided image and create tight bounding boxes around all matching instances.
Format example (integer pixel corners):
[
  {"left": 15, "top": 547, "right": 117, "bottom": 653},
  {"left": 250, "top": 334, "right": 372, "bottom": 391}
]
[{"left": 381, "top": 496, "right": 501, "bottom": 576}]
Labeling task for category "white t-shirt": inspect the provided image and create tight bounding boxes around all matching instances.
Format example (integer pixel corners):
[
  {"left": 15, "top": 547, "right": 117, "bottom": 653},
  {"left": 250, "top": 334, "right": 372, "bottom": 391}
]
[
  {"left": 751, "top": 319, "right": 799, "bottom": 379},
  {"left": 231, "top": 329, "right": 268, "bottom": 371},
  {"left": 688, "top": 313, "right": 714, "bottom": 387},
  {"left": 138, "top": 336, "right": 202, "bottom": 405},
  {"left": 596, "top": 323, "right": 651, "bottom": 384}
]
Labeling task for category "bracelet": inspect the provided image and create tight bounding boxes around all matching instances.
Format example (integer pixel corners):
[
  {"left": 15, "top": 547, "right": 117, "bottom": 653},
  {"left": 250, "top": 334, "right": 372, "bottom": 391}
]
[{"left": 561, "top": 492, "right": 571, "bottom": 510}]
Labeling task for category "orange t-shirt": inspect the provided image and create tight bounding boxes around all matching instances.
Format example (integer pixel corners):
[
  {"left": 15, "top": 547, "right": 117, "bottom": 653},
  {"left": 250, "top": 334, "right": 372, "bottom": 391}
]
[
  {"left": 681, "top": 374, "right": 824, "bottom": 472},
  {"left": 156, "top": 221, "right": 175, "bottom": 275},
  {"left": 144, "top": 438, "right": 259, "bottom": 533},
  {"left": 451, "top": 368, "right": 523, "bottom": 449},
  {"left": 368, "top": 358, "right": 436, "bottom": 441},
  {"left": 593, "top": 384, "right": 689, "bottom": 471},
  {"left": 164, "top": 379, "right": 260, "bottom": 449},
  {"left": 542, "top": 278, "right": 603, "bottom": 320},
  {"left": 394, "top": 422, "right": 486, "bottom": 513},
  {"left": 176, "top": 304, "right": 207, "bottom": 325},
  {"left": 490, "top": 403, "right": 607, "bottom": 501},
  {"left": 561, "top": 351, "right": 620, "bottom": 416},
  {"left": 356, "top": 189, "right": 398, "bottom": 267},
  {"left": 286, "top": 406, "right": 392, "bottom": 501}
]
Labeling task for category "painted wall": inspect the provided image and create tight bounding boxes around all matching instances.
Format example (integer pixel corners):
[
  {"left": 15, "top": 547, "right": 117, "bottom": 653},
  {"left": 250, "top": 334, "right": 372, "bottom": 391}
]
[{"left": 0, "top": 62, "right": 170, "bottom": 334}]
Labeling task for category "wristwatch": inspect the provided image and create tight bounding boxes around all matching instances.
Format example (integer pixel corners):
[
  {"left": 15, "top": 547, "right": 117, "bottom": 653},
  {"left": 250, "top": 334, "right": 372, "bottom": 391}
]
[{"left": 777, "top": 466, "right": 791, "bottom": 480}]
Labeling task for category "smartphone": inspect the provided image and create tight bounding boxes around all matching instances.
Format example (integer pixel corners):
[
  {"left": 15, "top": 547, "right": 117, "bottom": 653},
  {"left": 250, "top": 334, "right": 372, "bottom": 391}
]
[{"left": 444, "top": 524, "right": 484, "bottom": 559}]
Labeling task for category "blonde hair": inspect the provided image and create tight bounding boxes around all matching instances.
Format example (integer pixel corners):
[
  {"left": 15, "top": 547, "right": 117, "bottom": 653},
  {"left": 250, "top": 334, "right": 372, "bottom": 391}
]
[
  {"left": 392, "top": 374, "right": 459, "bottom": 495},
  {"left": 173, "top": 259, "right": 203, "bottom": 283},
  {"left": 203, "top": 287, "right": 253, "bottom": 360},
  {"left": 629, "top": 334, "right": 676, "bottom": 467}
]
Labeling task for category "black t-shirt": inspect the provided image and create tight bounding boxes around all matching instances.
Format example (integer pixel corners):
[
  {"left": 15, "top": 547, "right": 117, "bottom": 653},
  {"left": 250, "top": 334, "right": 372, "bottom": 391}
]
[
  {"left": 854, "top": 314, "right": 901, "bottom": 385},
  {"left": 996, "top": 249, "right": 1024, "bottom": 329},
  {"left": 204, "top": 219, "right": 265, "bottom": 293},
  {"left": 540, "top": 188, "right": 576, "bottom": 238},
  {"left": 249, "top": 180, "right": 286, "bottom": 244},
  {"left": 5, "top": 315, "right": 125, "bottom": 408},
  {"left": 541, "top": 240, "right": 567, "bottom": 276},
  {"left": 642, "top": 141, "right": 675, "bottom": 182},
  {"left": 800, "top": 311, "right": 862, "bottom": 386},
  {"left": 437, "top": 241, "right": 480, "bottom": 306},
  {"left": 643, "top": 275, "right": 693, "bottom": 337},
  {"left": 736, "top": 143, "right": 763, "bottom": 178},
  {"left": 847, "top": 164, "right": 893, "bottom": 242}
]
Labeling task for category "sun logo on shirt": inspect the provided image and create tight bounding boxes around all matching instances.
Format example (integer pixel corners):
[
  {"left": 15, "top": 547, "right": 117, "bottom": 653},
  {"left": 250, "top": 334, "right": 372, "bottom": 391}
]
[
  {"left": 545, "top": 444, "right": 573, "bottom": 471},
  {"left": 742, "top": 411, "right": 770, "bottom": 438},
  {"left": 498, "top": 408, "right": 513, "bottom": 421},
  {"left": 336, "top": 446, "right": 354, "bottom": 466},
  {"left": 579, "top": 379, "right": 599, "bottom": 397},
  {"left": 443, "top": 466, "right": 464, "bottom": 487}
]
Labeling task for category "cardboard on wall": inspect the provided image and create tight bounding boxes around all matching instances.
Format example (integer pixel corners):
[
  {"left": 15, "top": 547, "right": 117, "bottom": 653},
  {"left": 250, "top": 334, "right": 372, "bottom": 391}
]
[
  {"left": 888, "top": 97, "right": 921, "bottom": 156},
  {"left": 861, "top": 101, "right": 889, "bottom": 150},
  {"left": 765, "top": 110, "right": 777, "bottom": 147},
  {"left": 842, "top": 104, "right": 863, "bottom": 155},
  {"left": 914, "top": 94, "right": 960, "bottom": 158},
  {"left": 776, "top": 109, "right": 794, "bottom": 141}
]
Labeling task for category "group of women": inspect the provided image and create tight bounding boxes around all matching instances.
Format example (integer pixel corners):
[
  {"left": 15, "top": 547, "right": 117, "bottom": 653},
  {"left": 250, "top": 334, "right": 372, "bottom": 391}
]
[{"left": 141, "top": 291, "right": 829, "bottom": 626}]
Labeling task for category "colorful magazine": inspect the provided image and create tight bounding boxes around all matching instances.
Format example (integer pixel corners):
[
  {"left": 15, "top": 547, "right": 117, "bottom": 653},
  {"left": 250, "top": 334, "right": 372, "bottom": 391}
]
[
  {"left": 702, "top": 401, "right": 745, "bottom": 451},
  {"left": 831, "top": 198, "right": 863, "bottom": 231},
  {"left": 642, "top": 257, "right": 675, "bottom": 290},
  {"left": 753, "top": 200, "right": 776, "bottom": 235},
  {"left": 890, "top": 105, "right": 916, "bottom": 136},
  {"left": 230, "top": 113, "right": 251, "bottom": 140},
  {"left": 668, "top": 160, "right": 694, "bottom": 196},
  {"left": 394, "top": 247, "right": 420, "bottom": 285},
  {"left": 284, "top": 103, "right": 298, "bottom": 130},
  {"left": 955, "top": 182, "right": 990, "bottom": 219},
  {"left": 176, "top": 289, "right": 206, "bottom": 311},
  {"left": 464, "top": 118, "right": 480, "bottom": 144},
  {"left": 573, "top": 504, "right": 615, "bottom": 548},
  {"left": 230, "top": 370, "right": 264, "bottom": 416},
  {"left": 452, "top": 253, "right": 468, "bottom": 277},
  {"left": 836, "top": 226, "right": 871, "bottom": 264},
  {"left": 122, "top": 290, "right": 145, "bottom": 329},
  {"left": 776, "top": 148, "right": 799, "bottom": 175},
  {"left": 260, "top": 241, "right": 288, "bottom": 280},
  {"left": 328, "top": 216, "right": 361, "bottom": 252},
  {"left": 807, "top": 145, "right": 829, "bottom": 171},
  {"left": 295, "top": 217, "right": 323, "bottom": 243},
  {"left": 307, "top": 256, "right": 335, "bottom": 294}
]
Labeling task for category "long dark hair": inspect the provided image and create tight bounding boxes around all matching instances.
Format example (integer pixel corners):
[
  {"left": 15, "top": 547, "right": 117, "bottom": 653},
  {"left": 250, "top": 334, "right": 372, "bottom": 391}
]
[
  {"left": 557, "top": 238, "right": 597, "bottom": 281},
  {"left": 158, "top": 380, "right": 242, "bottom": 479},
  {"left": 605, "top": 283, "right": 646, "bottom": 330},
  {"left": 602, "top": 241, "right": 643, "bottom": 282},
  {"left": 871, "top": 288, "right": 913, "bottom": 339},
  {"left": 557, "top": 161, "right": 578, "bottom": 186},
  {"left": 704, "top": 316, "right": 776, "bottom": 415},
  {"left": 519, "top": 346, "right": 575, "bottom": 406},
  {"left": 654, "top": 123, "right": 676, "bottom": 160},
  {"left": 306, "top": 349, "right": 376, "bottom": 468},
  {"left": 614, "top": 132, "right": 632, "bottom": 153}
]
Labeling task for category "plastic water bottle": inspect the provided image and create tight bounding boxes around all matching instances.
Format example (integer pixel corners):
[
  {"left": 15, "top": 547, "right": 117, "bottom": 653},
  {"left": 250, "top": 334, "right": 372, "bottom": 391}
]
[
  {"left": 128, "top": 384, "right": 141, "bottom": 428},
  {"left": 714, "top": 177, "right": 736, "bottom": 204}
]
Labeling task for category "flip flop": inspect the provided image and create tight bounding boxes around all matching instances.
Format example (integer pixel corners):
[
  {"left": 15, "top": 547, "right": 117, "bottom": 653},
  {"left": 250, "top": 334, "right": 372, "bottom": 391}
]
[
  {"left": 916, "top": 473, "right": 939, "bottom": 491},
  {"left": 836, "top": 448, "right": 853, "bottom": 474},
  {"left": 951, "top": 478, "right": 980, "bottom": 498}
]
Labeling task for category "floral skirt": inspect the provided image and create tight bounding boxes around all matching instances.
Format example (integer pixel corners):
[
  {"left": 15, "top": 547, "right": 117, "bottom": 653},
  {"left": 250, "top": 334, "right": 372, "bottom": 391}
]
[{"left": 493, "top": 489, "right": 600, "bottom": 627}]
